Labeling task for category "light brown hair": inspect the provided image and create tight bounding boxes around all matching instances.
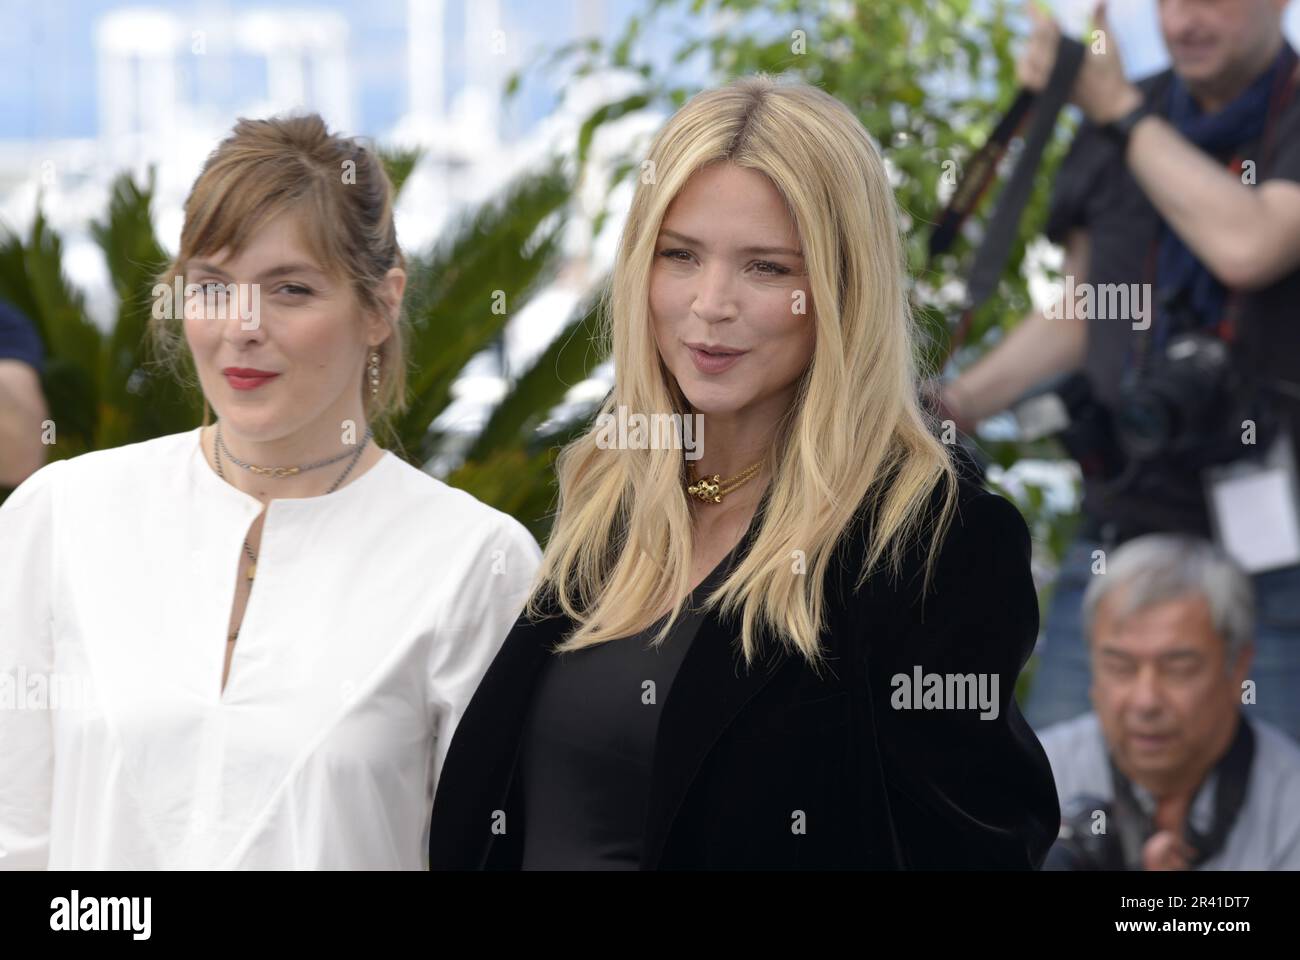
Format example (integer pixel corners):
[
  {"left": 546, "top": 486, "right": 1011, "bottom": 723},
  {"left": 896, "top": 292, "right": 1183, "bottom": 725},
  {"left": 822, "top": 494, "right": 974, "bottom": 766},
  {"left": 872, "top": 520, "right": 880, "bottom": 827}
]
[{"left": 153, "top": 113, "right": 408, "bottom": 428}]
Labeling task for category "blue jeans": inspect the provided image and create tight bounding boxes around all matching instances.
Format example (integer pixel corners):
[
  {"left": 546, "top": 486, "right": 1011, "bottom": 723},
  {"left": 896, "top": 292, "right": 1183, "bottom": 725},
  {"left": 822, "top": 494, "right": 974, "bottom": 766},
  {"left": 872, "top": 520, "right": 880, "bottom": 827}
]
[{"left": 1020, "top": 536, "right": 1300, "bottom": 744}]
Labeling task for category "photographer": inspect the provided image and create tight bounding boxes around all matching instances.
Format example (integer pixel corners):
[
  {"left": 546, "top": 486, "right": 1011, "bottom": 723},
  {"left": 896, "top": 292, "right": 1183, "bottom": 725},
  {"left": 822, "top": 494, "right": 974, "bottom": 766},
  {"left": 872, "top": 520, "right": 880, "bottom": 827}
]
[
  {"left": 1039, "top": 533, "right": 1300, "bottom": 870},
  {"left": 0, "top": 301, "right": 48, "bottom": 489},
  {"left": 941, "top": 1, "right": 1300, "bottom": 739}
]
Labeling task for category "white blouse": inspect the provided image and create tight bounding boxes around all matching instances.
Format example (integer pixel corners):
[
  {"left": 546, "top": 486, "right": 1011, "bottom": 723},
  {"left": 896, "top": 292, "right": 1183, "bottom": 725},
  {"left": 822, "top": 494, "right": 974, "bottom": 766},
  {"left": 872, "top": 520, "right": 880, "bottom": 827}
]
[{"left": 0, "top": 427, "right": 541, "bottom": 869}]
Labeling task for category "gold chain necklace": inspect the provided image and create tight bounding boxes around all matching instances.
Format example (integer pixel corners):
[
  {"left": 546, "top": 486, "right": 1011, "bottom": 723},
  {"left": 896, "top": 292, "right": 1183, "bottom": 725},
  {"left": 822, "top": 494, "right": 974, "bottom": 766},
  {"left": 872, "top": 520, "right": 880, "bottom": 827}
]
[
  {"left": 212, "top": 425, "right": 371, "bottom": 644},
  {"left": 685, "top": 460, "right": 762, "bottom": 504}
]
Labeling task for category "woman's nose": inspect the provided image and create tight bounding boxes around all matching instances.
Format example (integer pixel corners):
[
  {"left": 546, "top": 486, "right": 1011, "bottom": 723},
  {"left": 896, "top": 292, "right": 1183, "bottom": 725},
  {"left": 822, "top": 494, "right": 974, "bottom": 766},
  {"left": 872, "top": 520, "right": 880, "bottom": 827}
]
[
  {"left": 691, "top": 261, "right": 738, "bottom": 322},
  {"left": 216, "top": 283, "right": 265, "bottom": 341}
]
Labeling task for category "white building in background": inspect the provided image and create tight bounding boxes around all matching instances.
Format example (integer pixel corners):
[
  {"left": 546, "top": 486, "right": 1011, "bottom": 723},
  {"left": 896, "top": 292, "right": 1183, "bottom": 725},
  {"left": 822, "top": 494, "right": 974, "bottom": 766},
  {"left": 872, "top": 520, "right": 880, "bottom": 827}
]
[
  {"left": 96, "top": 6, "right": 352, "bottom": 168},
  {"left": 3, "top": 5, "right": 359, "bottom": 331},
  {"left": 234, "top": 10, "right": 353, "bottom": 130},
  {"left": 95, "top": 9, "right": 184, "bottom": 170},
  {"left": 390, "top": 0, "right": 513, "bottom": 250}
]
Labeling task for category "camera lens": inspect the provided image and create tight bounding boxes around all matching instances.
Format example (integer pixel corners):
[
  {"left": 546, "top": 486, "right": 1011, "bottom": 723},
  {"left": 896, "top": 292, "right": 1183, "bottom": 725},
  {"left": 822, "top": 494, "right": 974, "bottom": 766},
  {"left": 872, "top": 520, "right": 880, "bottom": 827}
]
[{"left": 1116, "top": 390, "right": 1177, "bottom": 460}]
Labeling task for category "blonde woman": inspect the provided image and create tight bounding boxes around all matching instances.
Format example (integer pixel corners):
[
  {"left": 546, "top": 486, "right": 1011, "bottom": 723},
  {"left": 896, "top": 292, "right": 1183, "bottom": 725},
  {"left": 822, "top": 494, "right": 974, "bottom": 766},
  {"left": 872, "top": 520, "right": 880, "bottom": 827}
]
[
  {"left": 0, "top": 115, "right": 540, "bottom": 869},
  {"left": 429, "top": 76, "right": 1060, "bottom": 870}
]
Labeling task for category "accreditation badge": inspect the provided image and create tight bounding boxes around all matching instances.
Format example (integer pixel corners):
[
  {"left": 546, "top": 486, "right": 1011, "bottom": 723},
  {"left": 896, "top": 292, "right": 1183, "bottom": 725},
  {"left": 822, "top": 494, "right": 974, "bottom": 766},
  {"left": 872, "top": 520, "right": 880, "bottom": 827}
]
[{"left": 1203, "top": 425, "right": 1300, "bottom": 573}]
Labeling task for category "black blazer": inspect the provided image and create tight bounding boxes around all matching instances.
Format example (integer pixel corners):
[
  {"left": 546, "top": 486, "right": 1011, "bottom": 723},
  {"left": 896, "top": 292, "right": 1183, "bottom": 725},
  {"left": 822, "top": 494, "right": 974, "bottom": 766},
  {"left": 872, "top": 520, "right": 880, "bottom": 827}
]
[{"left": 428, "top": 473, "right": 1060, "bottom": 869}]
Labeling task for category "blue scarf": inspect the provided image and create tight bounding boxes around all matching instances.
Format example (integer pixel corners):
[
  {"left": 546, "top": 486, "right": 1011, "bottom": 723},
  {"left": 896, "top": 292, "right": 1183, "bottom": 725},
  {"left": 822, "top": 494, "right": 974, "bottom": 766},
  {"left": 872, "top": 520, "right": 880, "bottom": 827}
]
[{"left": 1155, "top": 43, "right": 1296, "bottom": 345}]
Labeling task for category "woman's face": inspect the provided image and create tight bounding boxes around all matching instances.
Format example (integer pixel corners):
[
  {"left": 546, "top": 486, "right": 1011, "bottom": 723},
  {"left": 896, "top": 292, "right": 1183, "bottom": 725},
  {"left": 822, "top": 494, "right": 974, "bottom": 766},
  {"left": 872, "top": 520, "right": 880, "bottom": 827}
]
[
  {"left": 182, "top": 211, "right": 392, "bottom": 443},
  {"left": 650, "top": 162, "right": 815, "bottom": 420}
]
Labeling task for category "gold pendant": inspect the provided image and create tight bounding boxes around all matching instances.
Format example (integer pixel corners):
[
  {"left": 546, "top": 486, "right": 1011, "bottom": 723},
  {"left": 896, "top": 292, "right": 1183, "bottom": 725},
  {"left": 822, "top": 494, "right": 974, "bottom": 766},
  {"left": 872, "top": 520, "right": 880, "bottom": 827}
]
[{"left": 687, "top": 474, "right": 724, "bottom": 503}]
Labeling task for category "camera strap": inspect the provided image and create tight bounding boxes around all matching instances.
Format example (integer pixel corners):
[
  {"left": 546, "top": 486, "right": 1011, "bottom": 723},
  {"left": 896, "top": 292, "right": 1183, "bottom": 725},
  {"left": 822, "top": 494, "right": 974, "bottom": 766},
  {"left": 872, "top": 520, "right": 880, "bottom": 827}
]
[
  {"left": 927, "top": 35, "right": 1086, "bottom": 369},
  {"left": 1107, "top": 714, "right": 1256, "bottom": 870}
]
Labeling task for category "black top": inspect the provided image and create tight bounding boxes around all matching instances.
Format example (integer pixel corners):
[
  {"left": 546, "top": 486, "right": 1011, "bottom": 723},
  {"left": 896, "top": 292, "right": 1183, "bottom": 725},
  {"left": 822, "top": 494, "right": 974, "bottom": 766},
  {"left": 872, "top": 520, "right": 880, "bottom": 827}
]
[
  {"left": 1044, "top": 61, "right": 1300, "bottom": 539},
  {"left": 517, "top": 544, "right": 742, "bottom": 870}
]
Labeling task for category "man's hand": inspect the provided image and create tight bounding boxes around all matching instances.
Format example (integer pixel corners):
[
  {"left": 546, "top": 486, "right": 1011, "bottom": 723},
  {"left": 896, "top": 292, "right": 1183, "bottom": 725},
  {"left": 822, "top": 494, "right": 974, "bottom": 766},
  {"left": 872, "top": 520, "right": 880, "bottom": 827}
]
[
  {"left": 1142, "top": 830, "right": 1195, "bottom": 871},
  {"left": 1018, "top": 1, "right": 1143, "bottom": 125},
  {"left": 1142, "top": 794, "right": 1195, "bottom": 870}
]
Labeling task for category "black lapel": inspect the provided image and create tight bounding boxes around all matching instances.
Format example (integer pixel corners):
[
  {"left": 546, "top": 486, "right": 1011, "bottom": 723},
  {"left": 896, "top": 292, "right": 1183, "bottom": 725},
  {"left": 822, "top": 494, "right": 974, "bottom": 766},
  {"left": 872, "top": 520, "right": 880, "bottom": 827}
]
[
  {"left": 638, "top": 598, "right": 787, "bottom": 868},
  {"left": 638, "top": 483, "right": 786, "bottom": 868}
]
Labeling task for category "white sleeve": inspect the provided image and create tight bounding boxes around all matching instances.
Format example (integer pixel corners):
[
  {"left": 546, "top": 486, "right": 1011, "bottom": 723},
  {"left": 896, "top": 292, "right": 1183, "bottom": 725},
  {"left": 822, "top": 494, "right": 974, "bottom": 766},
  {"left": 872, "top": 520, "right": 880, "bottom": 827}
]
[
  {"left": 425, "top": 514, "right": 541, "bottom": 793},
  {"left": 0, "top": 458, "right": 63, "bottom": 870}
]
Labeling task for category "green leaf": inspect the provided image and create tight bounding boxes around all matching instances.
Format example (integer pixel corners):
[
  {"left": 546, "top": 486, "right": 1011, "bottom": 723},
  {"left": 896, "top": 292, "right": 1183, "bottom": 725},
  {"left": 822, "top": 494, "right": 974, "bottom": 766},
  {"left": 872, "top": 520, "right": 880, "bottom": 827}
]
[{"left": 380, "top": 146, "right": 423, "bottom": 199}]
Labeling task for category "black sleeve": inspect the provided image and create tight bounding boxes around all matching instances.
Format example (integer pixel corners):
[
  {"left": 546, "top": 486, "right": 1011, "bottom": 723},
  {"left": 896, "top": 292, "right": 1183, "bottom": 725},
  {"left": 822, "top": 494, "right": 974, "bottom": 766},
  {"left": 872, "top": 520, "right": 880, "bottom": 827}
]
[
  {"left": 869, "top": 490, "right": 1061, "bottom": 869},
  {"left": 0, "top": 302, "right": 44, "bottom": 373}
]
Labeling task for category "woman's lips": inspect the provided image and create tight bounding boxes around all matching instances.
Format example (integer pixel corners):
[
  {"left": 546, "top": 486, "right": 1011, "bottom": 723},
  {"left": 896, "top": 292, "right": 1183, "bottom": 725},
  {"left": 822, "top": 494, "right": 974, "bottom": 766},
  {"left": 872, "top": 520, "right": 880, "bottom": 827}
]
[
  {"left": 223, "top": 371, "right": 280, "bottom": 391},
  {"left": 688, "top": 346, "right": 747, "bottom": 374}
]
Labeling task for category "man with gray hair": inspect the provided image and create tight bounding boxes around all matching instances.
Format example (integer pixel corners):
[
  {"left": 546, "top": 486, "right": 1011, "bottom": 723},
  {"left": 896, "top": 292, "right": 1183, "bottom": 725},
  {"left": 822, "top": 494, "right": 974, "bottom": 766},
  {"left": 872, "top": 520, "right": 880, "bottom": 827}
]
[{"left": 1039, "top": 533, "right": 1300, "bottom": 870}]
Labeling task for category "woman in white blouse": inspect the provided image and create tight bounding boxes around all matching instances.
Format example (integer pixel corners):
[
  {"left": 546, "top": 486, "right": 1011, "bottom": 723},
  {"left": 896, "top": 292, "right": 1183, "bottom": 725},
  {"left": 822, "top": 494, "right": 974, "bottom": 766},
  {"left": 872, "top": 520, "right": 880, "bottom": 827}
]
[{"left": 0, "top": 114, "right": 541, "bottom": 869}]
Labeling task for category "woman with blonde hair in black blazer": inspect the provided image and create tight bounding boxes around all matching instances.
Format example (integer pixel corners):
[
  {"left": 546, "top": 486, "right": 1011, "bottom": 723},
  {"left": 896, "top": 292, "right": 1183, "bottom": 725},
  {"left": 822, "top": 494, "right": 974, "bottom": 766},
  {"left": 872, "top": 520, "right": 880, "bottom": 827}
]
[{"left": 428, "top": 74, "right": 1060, "bottom": 870}]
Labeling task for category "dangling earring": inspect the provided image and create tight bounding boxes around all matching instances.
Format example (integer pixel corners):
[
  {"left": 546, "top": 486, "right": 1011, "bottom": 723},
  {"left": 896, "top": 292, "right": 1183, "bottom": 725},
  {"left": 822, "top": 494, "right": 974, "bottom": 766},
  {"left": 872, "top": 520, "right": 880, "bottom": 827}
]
[{"left": 368, "top": 351, "right": 381, "bottom": 399}]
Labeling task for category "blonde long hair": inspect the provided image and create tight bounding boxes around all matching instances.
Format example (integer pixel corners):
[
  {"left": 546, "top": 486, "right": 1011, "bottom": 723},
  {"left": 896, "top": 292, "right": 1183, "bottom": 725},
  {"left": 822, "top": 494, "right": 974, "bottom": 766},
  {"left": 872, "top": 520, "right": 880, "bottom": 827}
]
[{"left": 526, "top": 74, "right": 958, "bottom": 670}]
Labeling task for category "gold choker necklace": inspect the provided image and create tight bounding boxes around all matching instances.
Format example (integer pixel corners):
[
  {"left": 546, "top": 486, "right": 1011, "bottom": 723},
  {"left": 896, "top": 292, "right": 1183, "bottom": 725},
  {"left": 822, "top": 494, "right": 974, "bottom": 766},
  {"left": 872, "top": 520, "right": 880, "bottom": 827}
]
[{"left": 686, "top": 461, "right": 762, "bottom": 504}]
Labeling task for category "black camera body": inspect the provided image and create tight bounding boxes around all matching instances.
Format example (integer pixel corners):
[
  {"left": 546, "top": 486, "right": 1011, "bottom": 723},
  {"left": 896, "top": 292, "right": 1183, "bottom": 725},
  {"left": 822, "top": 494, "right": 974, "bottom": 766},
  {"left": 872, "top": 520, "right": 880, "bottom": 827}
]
[
  {"left": 1042, "top": 795, "right": 1130, "bottom": 871},
  {"left": 1115, "top": 330, "right": 1271, "bottom": 467},
  {"left": 1013, "top": 329, "right": 1276, "bottom": 488}
]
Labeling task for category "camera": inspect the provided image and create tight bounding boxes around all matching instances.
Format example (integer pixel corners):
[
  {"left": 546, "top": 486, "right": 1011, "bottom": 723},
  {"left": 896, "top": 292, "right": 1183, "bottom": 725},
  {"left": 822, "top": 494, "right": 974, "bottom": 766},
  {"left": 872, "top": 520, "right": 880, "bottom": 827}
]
[
  {"left": 1011, "top": 321, "right": 1277, "bottom": 489},
  {"left": 1041, "top": 795, "right": 1129, "bottom": 871},
  {"left": 1114, "top": 330, "right": 1273, "bottom": 468}
]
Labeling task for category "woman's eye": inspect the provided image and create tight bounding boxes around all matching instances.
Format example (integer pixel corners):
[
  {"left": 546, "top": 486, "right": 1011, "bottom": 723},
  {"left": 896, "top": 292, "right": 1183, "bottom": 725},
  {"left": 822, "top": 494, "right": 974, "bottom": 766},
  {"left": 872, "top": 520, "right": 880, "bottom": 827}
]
[
  {"left": 276, "top": 283, "right": 312, "bottom": 296},
  {"left": 659, "top": 249, "right": 692, "bottom": 263},
  {"left": 753, "top": 260, "right": 790, "bottom": 276}
]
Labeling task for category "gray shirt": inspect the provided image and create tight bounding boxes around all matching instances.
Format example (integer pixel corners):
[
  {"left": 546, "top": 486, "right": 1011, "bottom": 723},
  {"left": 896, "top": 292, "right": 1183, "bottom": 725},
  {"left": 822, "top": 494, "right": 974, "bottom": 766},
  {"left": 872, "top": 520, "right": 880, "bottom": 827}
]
[{"left": 1039, "top": 712, "right": 1300, "bottom": 870}]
